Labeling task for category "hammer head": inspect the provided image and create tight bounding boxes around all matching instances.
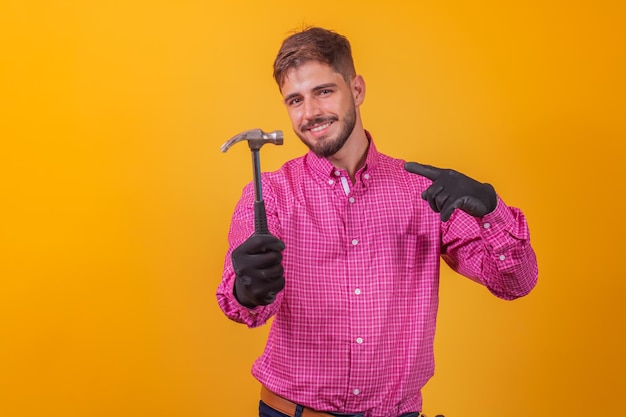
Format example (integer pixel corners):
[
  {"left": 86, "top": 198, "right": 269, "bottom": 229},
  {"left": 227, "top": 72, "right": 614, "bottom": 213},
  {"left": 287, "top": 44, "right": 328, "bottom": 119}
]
[{"left": 220, "top": 129, "right": 284, "bottom": 153}]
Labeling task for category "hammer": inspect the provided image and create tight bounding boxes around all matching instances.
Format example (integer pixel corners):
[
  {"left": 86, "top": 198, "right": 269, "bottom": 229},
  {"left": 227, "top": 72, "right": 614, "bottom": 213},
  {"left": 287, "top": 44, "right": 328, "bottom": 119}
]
[{"left": 221, "top": 128, "right": 284, "bottom": 235}]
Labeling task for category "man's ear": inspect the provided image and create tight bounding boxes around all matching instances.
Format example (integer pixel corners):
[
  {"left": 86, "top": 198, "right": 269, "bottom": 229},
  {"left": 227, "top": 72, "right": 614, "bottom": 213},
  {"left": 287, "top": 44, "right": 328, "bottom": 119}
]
[{"left": 352, "top": 75, "right": 366, "bottom": 105}]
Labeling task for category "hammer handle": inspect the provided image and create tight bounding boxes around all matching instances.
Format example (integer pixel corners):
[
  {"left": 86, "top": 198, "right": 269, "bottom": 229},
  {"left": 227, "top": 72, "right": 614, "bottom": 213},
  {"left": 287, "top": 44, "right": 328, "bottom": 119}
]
[{"left": 254, "top": 200, "right": 269, "bottom": 235}]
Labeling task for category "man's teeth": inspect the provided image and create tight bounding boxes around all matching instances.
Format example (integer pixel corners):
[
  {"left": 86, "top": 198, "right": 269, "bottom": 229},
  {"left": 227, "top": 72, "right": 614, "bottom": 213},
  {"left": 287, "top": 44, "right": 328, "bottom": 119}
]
[{"left": 310, "top": 122, "right": 332, "bottom": 133}]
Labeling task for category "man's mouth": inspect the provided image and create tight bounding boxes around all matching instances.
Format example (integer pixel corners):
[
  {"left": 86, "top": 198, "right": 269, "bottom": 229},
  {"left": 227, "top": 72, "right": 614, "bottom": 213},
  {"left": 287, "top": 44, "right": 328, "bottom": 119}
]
[
  {"left": 309, "top": 122, "right": 332, "bottom": 133},
  {"left": 303, "top": 118, "right": 336, "bottom": 135}
]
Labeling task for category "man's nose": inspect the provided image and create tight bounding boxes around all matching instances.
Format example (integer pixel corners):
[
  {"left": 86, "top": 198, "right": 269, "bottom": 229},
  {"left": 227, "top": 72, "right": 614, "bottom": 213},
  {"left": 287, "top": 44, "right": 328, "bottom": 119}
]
[{"left": 302, "top": 98, "right": 321, "bottom": 120}]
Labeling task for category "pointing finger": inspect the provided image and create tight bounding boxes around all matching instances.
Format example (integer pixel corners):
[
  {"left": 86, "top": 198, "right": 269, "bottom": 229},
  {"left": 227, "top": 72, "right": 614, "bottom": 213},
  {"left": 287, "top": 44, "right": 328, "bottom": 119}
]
[{"left": 404, "top": 162, "right": 442, "bottom": 181}]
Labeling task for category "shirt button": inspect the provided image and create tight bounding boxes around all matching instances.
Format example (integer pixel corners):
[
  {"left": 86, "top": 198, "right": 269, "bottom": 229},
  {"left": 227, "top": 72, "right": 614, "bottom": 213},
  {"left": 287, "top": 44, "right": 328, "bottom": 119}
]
[
  {"left": 356, "top": 337, "right": 363, "bottom": 344},
  {"left": 354, "top": 288, "right": 361, "bottom": 295},
  {"left": 363, "top": 174, "right": 370, "bottom": 180},
  {"left": 334, "top": 170, "right": 341, "bottom": 176},
  {"left": 483, "top": 222, "right": 491, "bottom": 229},
  {"left": 499, "top": 255, "right": 506, "bottom": 261},
  {"left": 353, "top": 389, "right": 360, "bottom": 395},
  {"left": 351, "top": 239, "right": 358, "bottom": 246},
  {"left": 328, "top": 179, "right": 334, "bottom": 185},
  {"left": 349, "top": 197, "right": 355, "bottom": 203}
]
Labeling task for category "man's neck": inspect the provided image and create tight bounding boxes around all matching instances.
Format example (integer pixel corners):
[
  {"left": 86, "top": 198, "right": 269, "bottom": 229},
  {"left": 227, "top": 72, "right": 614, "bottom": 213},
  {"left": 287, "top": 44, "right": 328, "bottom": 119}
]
[{"left": 328, "top": 127, "right": 369, "bottom": 183}]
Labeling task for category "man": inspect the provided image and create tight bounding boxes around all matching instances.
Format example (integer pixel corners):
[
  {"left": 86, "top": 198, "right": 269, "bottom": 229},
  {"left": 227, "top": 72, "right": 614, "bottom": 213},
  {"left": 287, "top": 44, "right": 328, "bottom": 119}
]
[{"left": 217, "top": 27, "right": 538, "bottom": 417}]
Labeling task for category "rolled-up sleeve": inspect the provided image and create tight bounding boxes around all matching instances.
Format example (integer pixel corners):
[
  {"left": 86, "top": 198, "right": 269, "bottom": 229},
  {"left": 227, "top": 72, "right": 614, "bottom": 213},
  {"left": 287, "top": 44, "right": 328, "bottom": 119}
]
[{"left": 441, "top": 197, "right": 538, "bottom": 300}]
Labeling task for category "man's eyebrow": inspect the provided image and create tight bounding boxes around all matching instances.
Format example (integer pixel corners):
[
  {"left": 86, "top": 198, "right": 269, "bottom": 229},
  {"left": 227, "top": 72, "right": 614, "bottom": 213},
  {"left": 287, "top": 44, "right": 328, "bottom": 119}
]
[
  {"left": 283, "top": 83, "right": 339, "bottom": 103},
  {"left": 313, "top": 83, "right": 338, "bottom": 91}
]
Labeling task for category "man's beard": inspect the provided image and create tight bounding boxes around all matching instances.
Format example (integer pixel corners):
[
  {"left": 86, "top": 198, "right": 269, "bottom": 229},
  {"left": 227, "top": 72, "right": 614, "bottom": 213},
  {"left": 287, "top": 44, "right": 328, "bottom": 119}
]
[{"left": 295, "top": 105, "right": 357, "bottom": 158}]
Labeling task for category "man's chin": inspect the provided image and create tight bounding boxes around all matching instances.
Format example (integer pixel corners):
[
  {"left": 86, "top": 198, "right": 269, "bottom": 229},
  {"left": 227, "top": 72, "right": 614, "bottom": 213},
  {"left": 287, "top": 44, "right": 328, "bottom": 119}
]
[
  {"left": 314, "top": 141, "right": 345, "bottom": 158},
  {"left": 312, "top": 148, "right": 336, "bottom": 158},
  {"left": 296, "top": 131, "right": 346, "bottom": 158},
  {"left": 296, "top": 133, "right": 326, "bottom": 153}
]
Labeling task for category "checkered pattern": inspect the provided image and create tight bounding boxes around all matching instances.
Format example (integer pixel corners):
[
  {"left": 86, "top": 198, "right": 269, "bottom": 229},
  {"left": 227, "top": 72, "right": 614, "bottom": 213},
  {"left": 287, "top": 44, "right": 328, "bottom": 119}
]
[{"left": 217, "top": 136, "right": 538, "bottom": 417}]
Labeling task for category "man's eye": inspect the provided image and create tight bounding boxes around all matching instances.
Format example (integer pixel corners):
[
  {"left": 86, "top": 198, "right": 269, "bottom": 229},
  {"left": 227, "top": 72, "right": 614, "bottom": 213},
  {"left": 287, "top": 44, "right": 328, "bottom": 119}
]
[
  {"left": 320, "top": 89, "right": 332, "bottom": 95},
  {"left": 288, "top": 98, "right": 302, "bottom": 106}
]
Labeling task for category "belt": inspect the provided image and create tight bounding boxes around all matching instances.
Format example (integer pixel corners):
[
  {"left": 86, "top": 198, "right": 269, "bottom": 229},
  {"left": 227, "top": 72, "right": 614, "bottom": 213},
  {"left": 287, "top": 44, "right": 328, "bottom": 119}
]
[{"left": 260, "top": 386, "right": 335, "bottom": 417}]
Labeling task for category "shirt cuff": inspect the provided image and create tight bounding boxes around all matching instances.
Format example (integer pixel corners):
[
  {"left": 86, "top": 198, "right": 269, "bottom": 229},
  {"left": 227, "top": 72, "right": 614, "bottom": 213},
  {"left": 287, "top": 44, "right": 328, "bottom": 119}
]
[
  {"left": 477, "top": 197, "right": 515, "bottom": 236},
  {"left": 218, "top": 279, "right": 268, "bottom": 327}
]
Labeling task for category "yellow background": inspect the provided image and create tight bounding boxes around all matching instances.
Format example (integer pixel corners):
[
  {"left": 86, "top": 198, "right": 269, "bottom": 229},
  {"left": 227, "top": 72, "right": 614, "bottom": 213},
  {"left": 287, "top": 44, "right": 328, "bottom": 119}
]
[{"left": 1, "top": 1, "right": 624, "bottom": 416}]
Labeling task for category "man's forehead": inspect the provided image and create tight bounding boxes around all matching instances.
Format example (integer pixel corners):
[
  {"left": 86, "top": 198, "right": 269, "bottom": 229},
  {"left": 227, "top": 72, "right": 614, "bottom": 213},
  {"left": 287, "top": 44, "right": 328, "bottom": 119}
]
[{"left": 280, "top": 62, "right": 345, "bottom": 94}]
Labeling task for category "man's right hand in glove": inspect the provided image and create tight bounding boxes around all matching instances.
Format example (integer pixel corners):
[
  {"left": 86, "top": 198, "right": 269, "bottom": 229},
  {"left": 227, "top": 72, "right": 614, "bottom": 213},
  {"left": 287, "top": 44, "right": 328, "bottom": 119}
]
[{"left": 231, "top": 234, "right": 285, "bottom": 308}]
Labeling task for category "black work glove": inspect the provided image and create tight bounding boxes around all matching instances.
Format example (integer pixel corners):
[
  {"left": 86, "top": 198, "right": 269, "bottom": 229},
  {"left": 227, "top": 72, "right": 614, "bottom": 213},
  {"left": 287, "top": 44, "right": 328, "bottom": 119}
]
[
  {"left": 405, "top": 162, "right": 497, "bottom": 222},
  {"left": 231, "top": 234, "right": 285, "bottom": 308}
]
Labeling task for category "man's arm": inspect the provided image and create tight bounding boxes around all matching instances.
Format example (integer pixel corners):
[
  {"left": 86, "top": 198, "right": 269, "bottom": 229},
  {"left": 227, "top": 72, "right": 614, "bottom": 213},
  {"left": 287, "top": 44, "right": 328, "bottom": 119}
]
[{"left": 405, "top": 162, "right": 538, "bottom": 299}]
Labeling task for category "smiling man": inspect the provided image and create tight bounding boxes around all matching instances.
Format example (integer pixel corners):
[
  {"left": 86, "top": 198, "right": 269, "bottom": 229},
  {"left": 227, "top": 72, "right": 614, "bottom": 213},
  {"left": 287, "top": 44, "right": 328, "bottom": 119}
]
[
  {"left": 217, "top": 27, "right": 538, "bottom": 417},
  {"left": 281, "top": 61, "right": 363, "bottom": 163}
]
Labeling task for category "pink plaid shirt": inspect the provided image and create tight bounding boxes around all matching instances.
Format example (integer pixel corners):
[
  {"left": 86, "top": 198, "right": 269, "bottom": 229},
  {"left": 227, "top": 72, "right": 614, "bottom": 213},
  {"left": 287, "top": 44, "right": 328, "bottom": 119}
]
[{"left": 217, "top": 135, "right": 538, "bottom": 417}]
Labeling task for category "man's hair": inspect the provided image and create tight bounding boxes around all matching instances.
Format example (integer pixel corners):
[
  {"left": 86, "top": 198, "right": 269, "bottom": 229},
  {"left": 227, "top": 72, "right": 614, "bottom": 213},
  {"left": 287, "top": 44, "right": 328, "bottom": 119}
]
[{"left": 273, "top": 27, "right": 357, "bottom": 88}]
